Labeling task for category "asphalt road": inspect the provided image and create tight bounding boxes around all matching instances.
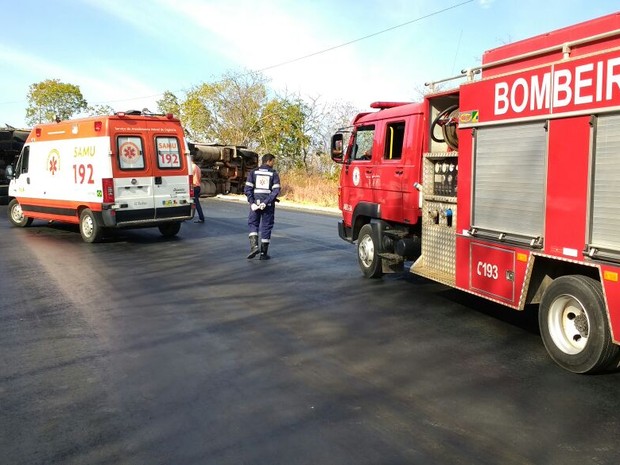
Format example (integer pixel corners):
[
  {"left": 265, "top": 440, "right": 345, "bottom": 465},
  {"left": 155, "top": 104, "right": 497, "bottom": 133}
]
[{"left": 1, "top": 198, "right": 619, "bottom": 465}]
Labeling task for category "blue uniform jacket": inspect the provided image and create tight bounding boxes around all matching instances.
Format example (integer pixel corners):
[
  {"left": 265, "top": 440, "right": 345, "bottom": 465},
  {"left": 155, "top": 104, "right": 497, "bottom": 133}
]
[{"left": 244, "top": 165, "right": 281, "bottom": 206}]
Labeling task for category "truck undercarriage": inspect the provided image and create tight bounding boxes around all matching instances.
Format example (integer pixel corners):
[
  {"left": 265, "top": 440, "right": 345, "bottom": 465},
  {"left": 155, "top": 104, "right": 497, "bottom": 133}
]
[{"left": 0, "top": 126, "right": 29, "bottom": 204}]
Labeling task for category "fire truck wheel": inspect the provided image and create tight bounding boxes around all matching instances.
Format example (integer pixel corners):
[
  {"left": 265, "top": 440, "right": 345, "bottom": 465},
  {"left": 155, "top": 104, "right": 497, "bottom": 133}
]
[
  {"left": 539, "top": 275, "right": 620, "bottom": 374},
  {"left": 357, "top": 224, "right": 383, "bottom": 279},
  {"left": 158, "top": 222, "right": 181, "bottom": 237},
  {"left": 79, "top": 208, "right": 103, "bottom": 243},
  {"left": 8, "top": 199, "right": 33, "bottom": 227}
]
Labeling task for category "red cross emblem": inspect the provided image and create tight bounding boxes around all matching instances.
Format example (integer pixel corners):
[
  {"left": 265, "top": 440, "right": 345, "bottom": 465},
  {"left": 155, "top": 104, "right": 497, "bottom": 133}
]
[
  {"left": 123, "top": 144, "right": 137, "bottom": 159},
  {"left": 49, "top": 157, "right": 58, "bottom": 175},
  {"left": 47, "top": 150, "right": 60, "bottom": 175}
]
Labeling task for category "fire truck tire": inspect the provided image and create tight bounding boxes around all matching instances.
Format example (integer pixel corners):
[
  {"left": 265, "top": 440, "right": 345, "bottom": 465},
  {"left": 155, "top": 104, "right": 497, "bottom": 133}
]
[
  {"left": 539, "top": 275, "right": 620, "bottom": 374},
  {"left": 158, "top": 222, "right": 181, "bottom": 237},
  {"left": 79, "top": 208, "right": 103, "bottom": 243},
  {"left": 8, "top": 199, "right": 33, "bottom": 227},
  {"left": 357, "top": 224, "right": 383, "bottom": 279}
]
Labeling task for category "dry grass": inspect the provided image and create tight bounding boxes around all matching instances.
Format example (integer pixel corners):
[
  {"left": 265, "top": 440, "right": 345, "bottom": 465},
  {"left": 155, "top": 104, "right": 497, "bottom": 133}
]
[{"left": 279, "top": 169, "right": 339, "bottom": 208}]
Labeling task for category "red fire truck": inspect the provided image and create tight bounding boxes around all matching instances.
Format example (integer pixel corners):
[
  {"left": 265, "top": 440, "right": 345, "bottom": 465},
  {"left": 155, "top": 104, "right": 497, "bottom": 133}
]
[{"left": 331, "top": 12, "right": 620, "bottom": 373}]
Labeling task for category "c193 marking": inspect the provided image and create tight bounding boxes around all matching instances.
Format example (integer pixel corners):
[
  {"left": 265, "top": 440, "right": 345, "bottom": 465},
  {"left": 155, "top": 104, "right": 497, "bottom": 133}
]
[{"left": 477, "top": 261, "right": 499, "bottom": 280}]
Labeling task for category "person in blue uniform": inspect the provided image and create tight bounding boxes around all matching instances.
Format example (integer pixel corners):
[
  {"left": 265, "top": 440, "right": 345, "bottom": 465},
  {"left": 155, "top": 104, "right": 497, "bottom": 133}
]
[{"left": 244, "top": 153, "right": 281, "bottom": 260}]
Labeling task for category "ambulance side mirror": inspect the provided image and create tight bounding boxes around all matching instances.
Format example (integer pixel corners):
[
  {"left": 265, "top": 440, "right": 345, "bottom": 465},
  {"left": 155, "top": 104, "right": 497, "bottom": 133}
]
[
  {"left": 331, "top": 133, "right": 344, "bottom": 164},
  {"left": 5, "top": 165, "right": 14, "bottom": 179}
]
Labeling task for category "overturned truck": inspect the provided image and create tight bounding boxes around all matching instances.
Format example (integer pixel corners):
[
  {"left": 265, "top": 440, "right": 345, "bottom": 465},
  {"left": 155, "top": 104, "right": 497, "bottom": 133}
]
[
  {"left": 0, "top": 126, "right": 29, "bottom": 204},
  {"left": 188, "top": 142, "right": 259, "bottom": 196}
]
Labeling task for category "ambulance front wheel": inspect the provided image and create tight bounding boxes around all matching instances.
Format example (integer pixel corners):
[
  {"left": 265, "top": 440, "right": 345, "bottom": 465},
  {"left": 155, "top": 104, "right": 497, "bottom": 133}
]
[
  {"left": 357, "top": 224, "right": 383, "bottom": 279},
  {"left": 79, "top": 208, "right": 103, "bottom": 243},
  {"left": 158, "top": 222, "right": 181, "bottom": 238},
  {"left": 539, "top": 275, "right": 620, "bottom": 374},
  {"left": 8, "top": 199, "right": 33, "bottom": 227}
]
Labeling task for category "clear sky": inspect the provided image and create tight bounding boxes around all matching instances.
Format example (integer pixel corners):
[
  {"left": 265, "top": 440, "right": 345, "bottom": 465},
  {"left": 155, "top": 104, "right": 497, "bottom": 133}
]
[{"left": 1, "top": 0, "right": 619, "bottom": 128}]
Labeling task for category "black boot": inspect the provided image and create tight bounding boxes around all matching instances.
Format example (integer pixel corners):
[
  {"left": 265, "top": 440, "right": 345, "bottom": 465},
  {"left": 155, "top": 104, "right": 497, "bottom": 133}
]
[
  {"left": 247, "top": 236, "right": 259, "bottom": 259},
  {"left": 259, "top": 242, "right": 270, "bottom": 260}
]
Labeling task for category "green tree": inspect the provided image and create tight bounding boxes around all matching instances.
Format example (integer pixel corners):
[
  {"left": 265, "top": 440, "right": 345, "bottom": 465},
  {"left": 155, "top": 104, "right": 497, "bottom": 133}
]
[
  {"left": 86, "top": 104, "right": 115, "bottom": 116},
  {"left": 156, "top": 70, "right": 357, "bottom": 177},
  {"left": 260, "top": 96, "right": 310, "bottom": 171},
  {"left": 179, "top": 89, "right": 213, "bottom": 142},
  {"left": 312, "top": 99, "right": 360, "bottom": 175},
  {"left": 156, "top": 91, "right": 181, "bottom": 118},
  {"left": 25, "top": 79, "right": 88, "bottom": 125},
  {"left": 166, "top": 70, "right": 269, "bottom": 145},
  {"left": 262, "top": 96, "right": 358, "bottom": 174}
]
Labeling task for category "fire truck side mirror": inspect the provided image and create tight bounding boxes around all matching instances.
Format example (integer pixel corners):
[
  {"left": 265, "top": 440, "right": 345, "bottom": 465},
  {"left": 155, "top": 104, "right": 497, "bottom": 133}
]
[
  {"left": 5, "top": 164, "right": 14, "bottom": 179},
  {"left": 331, "top": 133, "right": 344, "bottom": 164}
]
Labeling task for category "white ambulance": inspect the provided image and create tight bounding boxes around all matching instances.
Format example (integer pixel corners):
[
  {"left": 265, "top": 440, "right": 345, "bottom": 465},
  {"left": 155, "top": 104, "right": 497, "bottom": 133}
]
[{"left": 6, "top": 111, "right": 194, "bottom": 242}]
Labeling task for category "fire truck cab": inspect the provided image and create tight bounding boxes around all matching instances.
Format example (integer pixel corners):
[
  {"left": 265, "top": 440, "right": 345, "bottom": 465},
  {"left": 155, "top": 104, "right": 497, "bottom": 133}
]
[
  {"left": 6, "top": 111, "right": 194, "bottom": 242},
  {"left": 332, "top": 12, "right": 620, "bottom": 373}
]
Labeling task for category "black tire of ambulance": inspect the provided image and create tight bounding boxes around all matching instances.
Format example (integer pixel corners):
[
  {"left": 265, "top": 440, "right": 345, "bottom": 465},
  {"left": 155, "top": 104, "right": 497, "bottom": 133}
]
[
  {"left": 158, "top": 222, "right": 181, "bottom": 238},
  {"left": 8, "top": 199, "right": 33, "bottom": 227},
  {"left": 539, "top": 275, "right": 620, "bottom": 374},
  {"left": 357, "top": 224, "right": 383, "bottom": 279},
  {"left": 79, "top": 208, "right": 103, "bottom": 243}
]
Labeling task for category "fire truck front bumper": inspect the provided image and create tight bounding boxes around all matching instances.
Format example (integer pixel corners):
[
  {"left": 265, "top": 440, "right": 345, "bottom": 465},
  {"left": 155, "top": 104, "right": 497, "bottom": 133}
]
[{"left": 338, "top": 221, "right": 353, "bottom": 243}]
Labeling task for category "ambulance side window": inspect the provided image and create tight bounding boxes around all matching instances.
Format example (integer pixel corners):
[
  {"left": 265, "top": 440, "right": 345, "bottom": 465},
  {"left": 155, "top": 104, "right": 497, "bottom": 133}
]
[
  {"left": 16, "top": 146, "right": 29, "bottom": 175},
  {"left": 352, "top": 126, "right": 375, "bottom": 161},
  {"left": 384, "top": 122, "right": 405, "bottom": 160},
  {"left": 156, "top": 136, "right": 182, "bottom": 169},
  {"left": 117, "top": 136, "right": 145, "bottom": 170}
]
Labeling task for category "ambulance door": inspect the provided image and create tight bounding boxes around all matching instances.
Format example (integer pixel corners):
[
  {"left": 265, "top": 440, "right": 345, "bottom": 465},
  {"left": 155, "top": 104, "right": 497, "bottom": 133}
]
[
  {"left": 8, "top": 145, "right": 33, "bottom": 199},
  {"left": 373, "top": 121, "right": 405, "bottom": 222},
  {"left": 340, "top": 125, "right": 375, "bottom": 226},
  {"left": 113, "top": 135, "right": 157, "bottom": 222},
  {"left": 151, "top": 134, "right": 192, "bottom": 219}
]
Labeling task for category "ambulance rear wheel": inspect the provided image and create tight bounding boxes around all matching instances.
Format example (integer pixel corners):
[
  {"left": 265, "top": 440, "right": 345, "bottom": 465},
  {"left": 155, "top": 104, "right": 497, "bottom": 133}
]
[
  {"left": 8, "top": 199, "right": 33, "bottom": 227},
  {"left": 158, "top": 222, "right": 181, "bottom": 238},
  {"left": 357, "top": 224, "right": 383, "bottom": 279},
  {"left": 79, "top": 208, "right": 103, "bottom": 243},
  {"left": 539, "top": 275, "right": 620, "bottom": 373}
]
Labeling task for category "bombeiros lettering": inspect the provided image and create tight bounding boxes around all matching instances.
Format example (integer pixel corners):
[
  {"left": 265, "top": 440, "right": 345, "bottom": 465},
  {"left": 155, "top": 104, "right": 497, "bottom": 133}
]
[{"left": 494, "top": 56, "right": 620, "bottom": 115}]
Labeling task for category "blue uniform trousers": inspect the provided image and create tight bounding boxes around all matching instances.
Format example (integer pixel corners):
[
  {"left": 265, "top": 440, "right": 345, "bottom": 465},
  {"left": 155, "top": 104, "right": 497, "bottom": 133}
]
[{"left": 248, "top": 204, "right": 275, "bottom": 242}]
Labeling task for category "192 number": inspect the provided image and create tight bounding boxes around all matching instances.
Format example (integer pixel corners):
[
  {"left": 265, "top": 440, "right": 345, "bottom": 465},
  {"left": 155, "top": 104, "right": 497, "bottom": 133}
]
[
  {"left": 159, "top": 153, "right": 179, "bottom": 166},
  {"left": 73, "top": 163, "right": 94, "bottom": 184},
  {"left": 477, "top": 261, "right": 499, "bottom": 280}
]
